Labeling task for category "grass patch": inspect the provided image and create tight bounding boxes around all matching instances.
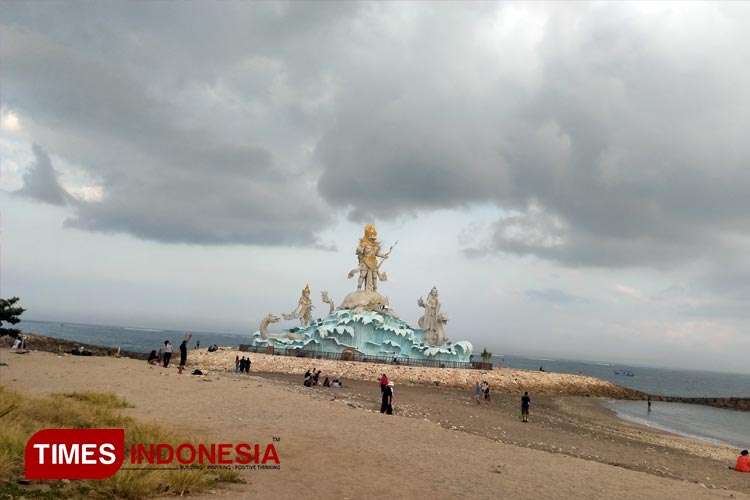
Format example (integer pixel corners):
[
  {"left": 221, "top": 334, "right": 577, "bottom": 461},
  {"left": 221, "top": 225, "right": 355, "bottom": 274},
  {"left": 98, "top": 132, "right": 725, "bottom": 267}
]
[
  {"left": 0, "top": 387, "right": 240, "bottom": 499},
  {"left": 63, "top": 391, "right": 131, "bottom": 409}
]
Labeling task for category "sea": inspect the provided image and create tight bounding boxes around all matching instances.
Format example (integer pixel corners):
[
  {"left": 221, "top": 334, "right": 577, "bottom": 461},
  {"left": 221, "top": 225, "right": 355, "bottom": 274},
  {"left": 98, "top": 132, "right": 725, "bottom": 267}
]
[
  {"left": 14, "top": 319, "right": 750, "bottom": 449},
  {"left": 498, "top": 354, "right": 750, "bottom": 450}
]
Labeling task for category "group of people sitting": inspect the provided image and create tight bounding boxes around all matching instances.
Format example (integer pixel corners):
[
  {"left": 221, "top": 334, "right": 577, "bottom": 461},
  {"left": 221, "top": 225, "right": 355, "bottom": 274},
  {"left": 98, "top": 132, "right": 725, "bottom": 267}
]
[
  {"left": 303, "top": 368, "right": 342, "bottom": 388},
  {"left": 146, "top": 349, "right": 162, "bottom": 365},
  {"left": 10, "top": 336, "right": 28, "bottom": 351},
  {"left": 70, "top": 346, "right": 93, "bottom": 356},
  {"left": 324, "top": 377, "right": 342, "bottom": 387},
  {"left": 235, "top": 356, "right": 252, "bottom": 373}
]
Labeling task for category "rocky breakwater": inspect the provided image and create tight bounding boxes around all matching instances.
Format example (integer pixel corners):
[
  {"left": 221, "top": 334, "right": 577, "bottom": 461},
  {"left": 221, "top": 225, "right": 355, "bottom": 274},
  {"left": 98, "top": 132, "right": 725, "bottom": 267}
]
[
  {"left": 191, "top": 349, "right": 644, "bottom": 399},
  {"left": 649, "top": 396, "right": 750, "bottom": 412},
  {"left": 0, "top": 333, "right": 148, "bottom": 360}
]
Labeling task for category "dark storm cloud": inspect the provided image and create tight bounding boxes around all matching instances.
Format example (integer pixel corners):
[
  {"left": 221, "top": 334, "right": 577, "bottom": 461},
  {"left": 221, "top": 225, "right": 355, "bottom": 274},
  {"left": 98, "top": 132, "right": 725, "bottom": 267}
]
[
  {"left": 4, "top": 2, "right": 750, "bottom": 260},
  {"left": 1, "top": 3, "right": 347, "bottom": 245},
  {"left": 314, "top": 3, "right": 750, "bottom": 268},
  {"left": 16, "top": 144, "right": 72, "bottom": 206}
]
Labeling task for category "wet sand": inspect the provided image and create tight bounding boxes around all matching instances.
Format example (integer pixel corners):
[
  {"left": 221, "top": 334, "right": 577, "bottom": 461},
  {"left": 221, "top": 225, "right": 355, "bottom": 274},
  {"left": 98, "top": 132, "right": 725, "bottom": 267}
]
[{"left": 1, "top": 348, "right": 748, "bottom": 500}]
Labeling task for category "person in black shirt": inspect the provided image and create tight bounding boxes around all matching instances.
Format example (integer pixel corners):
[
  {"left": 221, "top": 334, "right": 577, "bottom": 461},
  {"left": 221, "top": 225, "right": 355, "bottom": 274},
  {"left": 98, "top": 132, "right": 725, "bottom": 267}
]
[
  {"left": 521, "top": 391, "right": 531, "bottom": 422},
  {"left": 381, "top": 381, "right": 394, "bottom": 415},
  {"left": 178, "top": 333, "right": 192, "bottom": 374}
]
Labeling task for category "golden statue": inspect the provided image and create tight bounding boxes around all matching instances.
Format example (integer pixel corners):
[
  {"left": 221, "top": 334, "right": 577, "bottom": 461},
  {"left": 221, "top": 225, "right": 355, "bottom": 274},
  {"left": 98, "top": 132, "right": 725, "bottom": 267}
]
[{"left": 347, "top": 224, "right": 397, "bottom": 292}]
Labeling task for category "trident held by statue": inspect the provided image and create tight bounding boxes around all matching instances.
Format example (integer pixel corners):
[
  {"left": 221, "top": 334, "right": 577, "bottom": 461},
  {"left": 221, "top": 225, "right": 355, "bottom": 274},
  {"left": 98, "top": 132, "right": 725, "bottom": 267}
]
[{"left": 377, "top": 240, "right": 398, "bottom": 281}]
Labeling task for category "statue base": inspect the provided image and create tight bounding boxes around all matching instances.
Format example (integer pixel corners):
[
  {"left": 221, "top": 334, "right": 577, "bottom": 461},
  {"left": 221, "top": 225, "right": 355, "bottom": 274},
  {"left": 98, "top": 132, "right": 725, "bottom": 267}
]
[
  {"left": 338, "top": 290, "right": 390, "bottom": 313},
  {"left": 252, "top": 309, "right": 472, "bottom": 363}
]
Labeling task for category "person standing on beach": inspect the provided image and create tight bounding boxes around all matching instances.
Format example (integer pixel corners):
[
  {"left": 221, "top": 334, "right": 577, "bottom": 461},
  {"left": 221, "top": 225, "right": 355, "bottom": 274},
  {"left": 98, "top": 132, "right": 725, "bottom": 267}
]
[
  {"left": 647, "top": 396, "right": 652, "bottom": 412},
  {"left": 484, "top": 382, "right": 492, "bottom": 405},
  {"left": 521, "top": 391, "right": 531, "bottom": 422},
  {"left": 163, "top": 340, "right": 173, "bottom": 368},
  {"left": 474, "top": 382, "right": 482, "bottom": 404},
  {"left": 178, "top": 333, "right": 191, "bottom": 374},
  {"left": 381, "top": 381, "right": 394, "bottom": 415}
]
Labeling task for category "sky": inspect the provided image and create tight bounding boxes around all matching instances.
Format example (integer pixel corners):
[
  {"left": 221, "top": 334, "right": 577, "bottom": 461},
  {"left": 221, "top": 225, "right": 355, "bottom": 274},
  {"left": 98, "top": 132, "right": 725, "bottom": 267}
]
[{"left": 2, "top": 1, "right": 749, "bottom": 373}]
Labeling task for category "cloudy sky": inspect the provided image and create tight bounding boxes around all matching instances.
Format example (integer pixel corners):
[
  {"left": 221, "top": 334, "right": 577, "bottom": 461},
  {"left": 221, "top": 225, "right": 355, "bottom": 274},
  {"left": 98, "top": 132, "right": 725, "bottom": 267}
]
[{"left": 2, "top": 1, "right": 749, "bottom": 373}]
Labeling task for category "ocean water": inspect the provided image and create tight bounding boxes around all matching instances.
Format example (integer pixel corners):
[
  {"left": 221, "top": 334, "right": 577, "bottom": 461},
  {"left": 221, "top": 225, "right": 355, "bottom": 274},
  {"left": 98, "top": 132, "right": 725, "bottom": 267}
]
[
  {"left": 15, "top": 320, "right": 750, "bottom": 449},
  {"left": 607, "top": 400, "right": 749, "bottom": 450},
  {"left": 496, "top": 354, "right": 750, "bottom": 398},
  {"left": 497, "top": 353, "right": 750, "bottom": 450},
  {"left": 17, "top": 319, "right": 250, "bottom": 354}
]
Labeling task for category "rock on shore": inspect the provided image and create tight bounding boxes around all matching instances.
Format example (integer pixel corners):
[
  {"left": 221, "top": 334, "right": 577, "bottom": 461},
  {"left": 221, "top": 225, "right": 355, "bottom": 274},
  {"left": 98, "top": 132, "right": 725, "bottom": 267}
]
[{"left": 191, "top": 348, "right": 645, "bottom": 398}]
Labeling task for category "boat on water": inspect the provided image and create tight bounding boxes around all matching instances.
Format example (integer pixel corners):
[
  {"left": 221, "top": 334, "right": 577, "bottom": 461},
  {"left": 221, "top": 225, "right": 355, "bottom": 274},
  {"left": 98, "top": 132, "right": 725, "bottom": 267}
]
[{"left": 613, "top": 369, "right": 635, "bottom": 377}]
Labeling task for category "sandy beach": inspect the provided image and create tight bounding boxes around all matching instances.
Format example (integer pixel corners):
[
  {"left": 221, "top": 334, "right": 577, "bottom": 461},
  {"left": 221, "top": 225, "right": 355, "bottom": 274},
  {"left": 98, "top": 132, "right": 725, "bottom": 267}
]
[{"left": 1, "top": 348, "right": 748, "bottom": 500}]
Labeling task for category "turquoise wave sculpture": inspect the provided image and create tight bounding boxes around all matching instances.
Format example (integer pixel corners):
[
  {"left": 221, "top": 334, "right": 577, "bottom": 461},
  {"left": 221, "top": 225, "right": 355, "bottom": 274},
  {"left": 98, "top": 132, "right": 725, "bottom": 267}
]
[{"left": 252, "top": 309, "right": 473, "bottom": 362}]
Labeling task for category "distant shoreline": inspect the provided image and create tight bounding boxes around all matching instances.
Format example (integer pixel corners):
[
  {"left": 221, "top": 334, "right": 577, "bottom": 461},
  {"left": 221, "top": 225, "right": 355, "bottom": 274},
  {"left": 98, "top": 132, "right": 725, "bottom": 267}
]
[
  {"left": 4, "top": 331, "right": 749, "bottom": 411},
  {"left": 0, "top": 331, "right": 148, "bottom": 360}
]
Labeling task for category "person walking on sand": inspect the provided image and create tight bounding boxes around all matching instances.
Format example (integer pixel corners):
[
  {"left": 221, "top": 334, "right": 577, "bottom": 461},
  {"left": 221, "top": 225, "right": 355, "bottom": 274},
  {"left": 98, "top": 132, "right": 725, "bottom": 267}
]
[
  {"left": 381, "top": 381, "right": 394, "bottom": 415},
  {"left": 474, "top": 381, "right": 482, "bottom": 404},
  {"left": 178, "top": 333, "right": 191, "bottom": 374},
  {"left": 736, "top": 450, "right": 750, "bottom": 472},
  {"left": 163, "top": 340, "right": 173, "bottom": 368},
  {"left": 521, "top": 391, "right": 531, "bottom": 422}
]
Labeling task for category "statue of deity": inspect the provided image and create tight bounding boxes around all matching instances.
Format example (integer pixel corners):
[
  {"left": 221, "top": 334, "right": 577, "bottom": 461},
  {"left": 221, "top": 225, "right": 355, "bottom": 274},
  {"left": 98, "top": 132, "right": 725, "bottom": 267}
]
[
  {"left": 418, "top": 286, "right": 449, "bottom": 346},
  {"left": 283, "top": 284, "right": 314, "bottom": 327},
  {"left": 347, "top": 224, "right": 395, "bottom": 292}
]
